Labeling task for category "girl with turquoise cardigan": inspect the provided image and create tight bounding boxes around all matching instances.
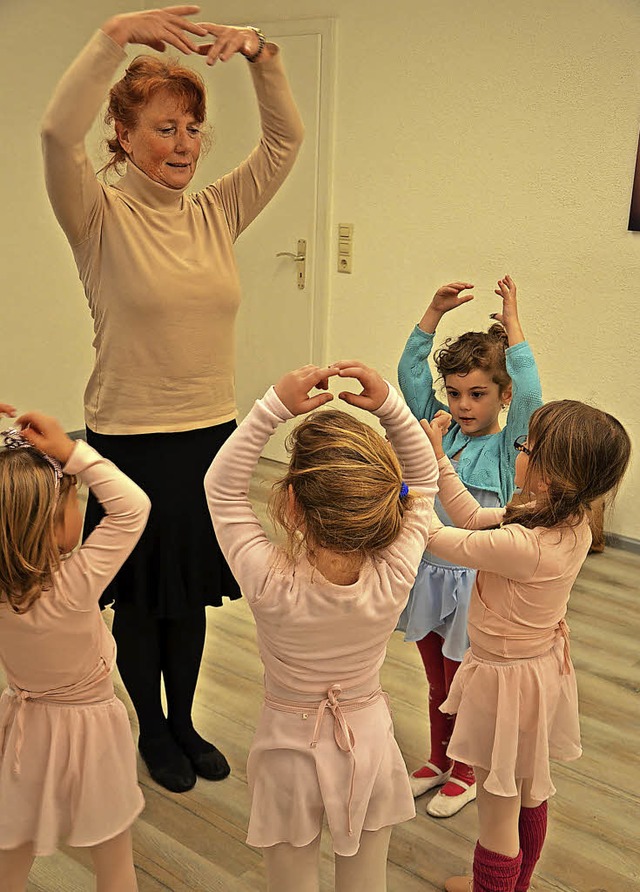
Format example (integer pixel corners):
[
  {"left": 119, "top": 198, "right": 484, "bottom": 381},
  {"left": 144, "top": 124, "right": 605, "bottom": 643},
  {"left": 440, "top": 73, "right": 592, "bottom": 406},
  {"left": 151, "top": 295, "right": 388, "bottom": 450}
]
[{"left": 397, "top": 276, "right": 542, "bottom": 818}]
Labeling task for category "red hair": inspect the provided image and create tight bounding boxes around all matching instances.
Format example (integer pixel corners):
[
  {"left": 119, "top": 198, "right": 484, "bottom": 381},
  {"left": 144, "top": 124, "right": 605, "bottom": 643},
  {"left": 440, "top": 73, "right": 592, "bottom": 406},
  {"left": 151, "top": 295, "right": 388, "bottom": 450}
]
[{"left": 103, "top": 54, "right": 207, "bottom": 175}]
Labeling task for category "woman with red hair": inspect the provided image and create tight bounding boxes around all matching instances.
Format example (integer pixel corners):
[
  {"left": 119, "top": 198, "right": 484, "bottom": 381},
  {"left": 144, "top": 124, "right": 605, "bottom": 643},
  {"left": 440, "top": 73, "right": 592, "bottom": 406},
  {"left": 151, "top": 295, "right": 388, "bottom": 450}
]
[{"left": 41, "top": 5, "right": 303, "bottom": 794}]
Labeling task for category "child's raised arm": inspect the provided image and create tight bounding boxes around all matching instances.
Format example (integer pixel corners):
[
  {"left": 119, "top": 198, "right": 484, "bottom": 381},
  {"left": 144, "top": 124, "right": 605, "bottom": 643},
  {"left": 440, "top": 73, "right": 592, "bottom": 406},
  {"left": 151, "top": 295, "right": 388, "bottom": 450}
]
[
  {"left": 492, "top": 275, "right": 524, "bottom": 347},
  {"left": 16, "top": 411, "right": 151, "bottom": 609},
  {"left": 15, "top": 411, "right": 75, "bottom": 464},
  {"left": 421, "top": 414, "right": 505, "bottom": 531},
  {"left": 428, "top": 517, "right": 539, "bottom": 582},
  {"left": 419, "top": 282, "right": 476, "bottom": 337},
  {"left": 397, "top": 282, "right": 474, "bottom": 422},
  {"left": 421, "top": 411, "right": 536, "bottom": 580},
  {"left": 491, "top": 277, "right": 543, "bottom": 490},
  {"left": 205, "top": 365, "right": 338, "bottom": 600}
]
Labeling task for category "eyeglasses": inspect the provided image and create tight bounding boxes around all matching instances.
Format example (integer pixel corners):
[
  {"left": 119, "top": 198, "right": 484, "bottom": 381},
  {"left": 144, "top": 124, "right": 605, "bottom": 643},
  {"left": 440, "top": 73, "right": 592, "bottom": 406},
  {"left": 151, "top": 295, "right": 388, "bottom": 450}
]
[{"left": 514, "top": 435, "right": 531, "bottom": 456}]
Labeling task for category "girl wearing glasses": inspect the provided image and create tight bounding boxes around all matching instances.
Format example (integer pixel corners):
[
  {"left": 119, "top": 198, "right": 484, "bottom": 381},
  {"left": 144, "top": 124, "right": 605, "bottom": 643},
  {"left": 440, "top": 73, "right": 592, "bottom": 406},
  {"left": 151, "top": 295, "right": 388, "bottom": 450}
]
[
  {"left": 422, "top": 402, "right": 631, "bottom": 892},
  {"left": 397, "top": 277, "right": 542, "bottom": 817}
]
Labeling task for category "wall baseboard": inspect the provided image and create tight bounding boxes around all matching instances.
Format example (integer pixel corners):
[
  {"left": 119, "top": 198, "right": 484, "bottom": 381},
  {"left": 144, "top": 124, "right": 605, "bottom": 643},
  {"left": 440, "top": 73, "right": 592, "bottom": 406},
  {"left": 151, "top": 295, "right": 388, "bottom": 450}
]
[{"left": 605, "top": 533, "right": 640, "bottom": 555}]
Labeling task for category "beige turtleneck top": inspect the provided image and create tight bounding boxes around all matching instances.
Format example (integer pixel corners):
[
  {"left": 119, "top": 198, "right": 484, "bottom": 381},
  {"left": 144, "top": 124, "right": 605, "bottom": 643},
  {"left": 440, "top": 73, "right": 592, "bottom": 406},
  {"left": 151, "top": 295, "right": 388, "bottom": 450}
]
[{"left": 41, "top": 30, "right": 304, "bottom": 434}]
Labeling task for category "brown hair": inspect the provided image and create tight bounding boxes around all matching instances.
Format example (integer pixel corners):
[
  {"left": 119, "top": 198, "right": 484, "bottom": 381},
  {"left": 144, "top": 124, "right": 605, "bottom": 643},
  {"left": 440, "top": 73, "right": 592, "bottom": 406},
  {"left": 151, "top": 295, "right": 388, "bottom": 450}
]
[
  {"left": 102, "top": 54, "right": 207, "bottom": 176},
  {"left": 269, "top": 409, "right": 414, "bottom": 561},
  {"left": 0, "top": 450, "right": 76, "bottom": 613},
  {"left": 503, "top": 400, "right": 631, "bottom": 530},
  {"left": 434, "top": 323, "right": 511, "bottom": 391}
]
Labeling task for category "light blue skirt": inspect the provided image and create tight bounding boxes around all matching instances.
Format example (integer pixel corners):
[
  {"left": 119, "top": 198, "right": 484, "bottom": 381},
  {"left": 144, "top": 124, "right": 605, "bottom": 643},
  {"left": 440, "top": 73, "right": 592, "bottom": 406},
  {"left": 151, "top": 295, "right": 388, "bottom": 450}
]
[
  {"left": 396, "top": 556, "right": 476, "bottom": 662},
  {"left": 397, "top": 471, "right": 497, "bottom": 662}
]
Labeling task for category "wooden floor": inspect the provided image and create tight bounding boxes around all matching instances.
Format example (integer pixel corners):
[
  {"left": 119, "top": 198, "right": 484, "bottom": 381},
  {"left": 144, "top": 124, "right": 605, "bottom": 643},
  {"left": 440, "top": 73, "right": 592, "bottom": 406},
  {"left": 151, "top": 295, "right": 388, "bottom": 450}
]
[{"left": 6, "top": 460, "right": 639, "bottom": 890}]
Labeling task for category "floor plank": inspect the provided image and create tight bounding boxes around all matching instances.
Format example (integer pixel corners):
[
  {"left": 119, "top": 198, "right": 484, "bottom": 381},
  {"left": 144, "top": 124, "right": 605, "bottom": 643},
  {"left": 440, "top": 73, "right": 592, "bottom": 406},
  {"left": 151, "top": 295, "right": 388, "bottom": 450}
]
[{"left": 2, "top": 460, "right": 637, "bottom": 890}]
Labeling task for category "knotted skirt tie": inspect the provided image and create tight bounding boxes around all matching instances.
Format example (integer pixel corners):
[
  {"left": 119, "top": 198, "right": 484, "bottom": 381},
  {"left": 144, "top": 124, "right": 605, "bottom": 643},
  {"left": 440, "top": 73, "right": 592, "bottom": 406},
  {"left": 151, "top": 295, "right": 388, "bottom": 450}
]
[
  {"left": 0, "top": 657, "right": 113, "bottom": 774},
  {"left": 264, "top": 684, "right": 385, "bottom": 836}
]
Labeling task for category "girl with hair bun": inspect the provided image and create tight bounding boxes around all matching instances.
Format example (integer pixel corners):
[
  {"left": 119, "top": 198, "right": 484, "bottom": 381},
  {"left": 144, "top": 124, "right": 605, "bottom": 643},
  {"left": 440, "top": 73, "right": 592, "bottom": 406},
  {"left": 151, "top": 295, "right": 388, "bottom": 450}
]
[
  {"left": 397, "top": 276, "right": 542, "bottom": 817},
  {"left": 422, "top": 400, "right": 631, "bottom": 892},
  {"left": 205, "top": 361, "right": 440, "bottom": 892}
]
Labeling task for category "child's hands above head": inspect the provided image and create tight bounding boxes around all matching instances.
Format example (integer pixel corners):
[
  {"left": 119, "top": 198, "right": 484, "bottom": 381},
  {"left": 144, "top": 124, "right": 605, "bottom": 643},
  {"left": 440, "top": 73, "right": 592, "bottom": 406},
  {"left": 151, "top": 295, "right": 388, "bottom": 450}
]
[
  {"left": 419, "top": 282, "right": 475, "bottom": 334},
  {"left": 331, "top": 360, "right": 389, "bottom": 412},
  {"left": 491, "top": 275, "right": 525, "bottom": 346},
  {"left": 431, "top": 282, "right": 475, "bottom": 314},
  {"left": 420, "top": 410, "right": 452, "bottom": 459},
  {"left": 0, "top": 403, "right": 16, "bottom": 418},
  {"left": 274, "top": 365, "right": 338, "bottom": 416},
  {"left": 15, "top": 412, "right": 76, "bottom": 465}
]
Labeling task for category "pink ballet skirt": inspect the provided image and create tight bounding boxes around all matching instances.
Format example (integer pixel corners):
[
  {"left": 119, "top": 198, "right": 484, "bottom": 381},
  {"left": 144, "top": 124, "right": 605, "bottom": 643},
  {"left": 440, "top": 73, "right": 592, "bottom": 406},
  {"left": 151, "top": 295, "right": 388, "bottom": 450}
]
[
  {"left": 441, "top": 637, "right": 582, "bottom": 801},
  {"left": 246, "top": 686, "right": 415, "bottom": 856},
  {"left": 0, "top": 677, "right": 144, "bottom": 856}
]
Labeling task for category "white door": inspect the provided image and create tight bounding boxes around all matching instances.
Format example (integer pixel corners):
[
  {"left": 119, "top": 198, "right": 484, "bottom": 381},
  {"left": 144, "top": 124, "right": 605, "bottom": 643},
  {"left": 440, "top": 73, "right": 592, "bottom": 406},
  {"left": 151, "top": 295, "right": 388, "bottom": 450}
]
[{"left": 194, "top": 23, "right": 334, "bottom": 460}]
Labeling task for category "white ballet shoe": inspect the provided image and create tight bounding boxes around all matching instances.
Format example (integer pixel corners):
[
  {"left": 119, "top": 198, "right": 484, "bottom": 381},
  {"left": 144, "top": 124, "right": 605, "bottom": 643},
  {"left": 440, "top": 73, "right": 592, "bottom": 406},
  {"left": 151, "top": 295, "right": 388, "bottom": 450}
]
[
  {"left": 427, "top": 778, "right": 477, "bottom": 817},
  {"left": 408, "top": 761, "right": 453, "bottom": 797},
  {"left": 443, "top": 876, "right": 472, "bottom": 892}
]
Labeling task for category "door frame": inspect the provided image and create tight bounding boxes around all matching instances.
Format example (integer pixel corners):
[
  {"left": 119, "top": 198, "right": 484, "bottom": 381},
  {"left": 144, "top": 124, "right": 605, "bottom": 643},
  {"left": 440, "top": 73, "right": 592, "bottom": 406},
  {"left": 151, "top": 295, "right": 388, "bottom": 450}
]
[{"left": 258, "top": 17, "right": 336, "bottom": 367}]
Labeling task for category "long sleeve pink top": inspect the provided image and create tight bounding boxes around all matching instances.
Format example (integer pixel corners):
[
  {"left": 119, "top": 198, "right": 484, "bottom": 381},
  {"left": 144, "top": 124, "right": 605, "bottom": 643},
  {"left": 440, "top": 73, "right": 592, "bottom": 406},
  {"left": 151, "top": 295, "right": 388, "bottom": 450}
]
[
  {"left": 205, "top": 385, "right": 439, "bottom": 699},
  {"left": 428, "top": 457, "right": 592, "bottom": 661},
  {"left": 41, "top": 31, "right": 304, "bottom": 434},
  {"left": 0, "top": 443, "right": 150, "bottom": 698}
]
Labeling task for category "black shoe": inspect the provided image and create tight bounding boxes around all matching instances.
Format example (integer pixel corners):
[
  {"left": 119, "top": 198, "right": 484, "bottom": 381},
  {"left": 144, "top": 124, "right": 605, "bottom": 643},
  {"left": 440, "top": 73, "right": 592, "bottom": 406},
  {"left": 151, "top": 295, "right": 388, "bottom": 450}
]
[
  {"left": 168, "top": 724, "right": 232, "bottom": 782},
  {"left": 138, "top": 735, "right": 197, "bottom": 793},
  {"left": 188, "top": 745, "right": 231, "bottom": 781}
]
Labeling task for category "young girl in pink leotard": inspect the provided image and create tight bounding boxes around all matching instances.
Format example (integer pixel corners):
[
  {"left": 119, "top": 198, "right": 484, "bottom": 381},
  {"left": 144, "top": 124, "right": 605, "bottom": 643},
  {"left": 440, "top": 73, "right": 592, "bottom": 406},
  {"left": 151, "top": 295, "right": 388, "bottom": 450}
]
[
  {"left": 0, "top": 408, "right": 150, "bottom": 892},
  {"left": 205, "top": 361, "right": 440, "bottom": 892},
  {"left": 421, "top": 400, "right": 630, "bottom": 892}
]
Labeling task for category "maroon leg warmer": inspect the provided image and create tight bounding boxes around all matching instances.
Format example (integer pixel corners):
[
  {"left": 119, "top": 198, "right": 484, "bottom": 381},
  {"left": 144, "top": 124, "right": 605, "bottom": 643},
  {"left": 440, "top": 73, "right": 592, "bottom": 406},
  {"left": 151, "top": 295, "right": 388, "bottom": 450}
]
[
  {"left": 473, "top": 841, "right": 523, "bottom": 892},
  {"left": 515, "top": 801, "right": 548, "bottom": 891}
]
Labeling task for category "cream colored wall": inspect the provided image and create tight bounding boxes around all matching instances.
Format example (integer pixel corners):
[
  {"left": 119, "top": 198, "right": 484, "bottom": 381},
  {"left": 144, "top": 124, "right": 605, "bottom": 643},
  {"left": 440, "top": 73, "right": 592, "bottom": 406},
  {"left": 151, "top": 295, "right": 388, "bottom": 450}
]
[
  {"left": 0, "top": 0, "right": 138, "bottom": 426},
  {"left": 2, "top": 0, "right": 639, "bottom": 538},
  {"left": 200, "top": 0, "right": 640, "bottom": 539}
]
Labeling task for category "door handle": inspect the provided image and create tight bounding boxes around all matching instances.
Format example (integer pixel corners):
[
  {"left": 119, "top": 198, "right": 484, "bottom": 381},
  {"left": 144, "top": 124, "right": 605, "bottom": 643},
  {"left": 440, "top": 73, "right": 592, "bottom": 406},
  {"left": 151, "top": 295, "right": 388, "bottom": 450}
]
[
  {"left": 276, "top": 239, "right": 306, "bottom": 290},
  {"left": 276, "top": 252, "right": 305, "bottom": 261}
]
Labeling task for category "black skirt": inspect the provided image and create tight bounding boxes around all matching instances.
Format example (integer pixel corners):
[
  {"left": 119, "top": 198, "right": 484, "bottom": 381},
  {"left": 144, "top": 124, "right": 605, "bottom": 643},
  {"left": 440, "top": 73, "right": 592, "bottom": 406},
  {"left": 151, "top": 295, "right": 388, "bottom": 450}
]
[{"left": 84, "top": 422, "right": 241, "bottom": 618}]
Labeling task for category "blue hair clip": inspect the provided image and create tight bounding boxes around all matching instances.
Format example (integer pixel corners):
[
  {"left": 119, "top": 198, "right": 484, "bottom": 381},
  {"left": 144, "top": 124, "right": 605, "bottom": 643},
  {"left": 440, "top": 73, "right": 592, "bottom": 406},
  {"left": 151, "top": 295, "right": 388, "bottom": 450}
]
[{"left": 400, "top": 481, "right": 409, "bottom": 499}]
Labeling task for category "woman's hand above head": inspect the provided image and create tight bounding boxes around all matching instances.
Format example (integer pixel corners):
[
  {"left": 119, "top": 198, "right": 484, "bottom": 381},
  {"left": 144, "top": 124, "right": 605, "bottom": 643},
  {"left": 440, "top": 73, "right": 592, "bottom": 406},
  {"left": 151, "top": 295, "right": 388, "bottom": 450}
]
[
  {"left": 195, "top": 24, "right": 272, "bottom": 66},
  {"left": 331, "top": 360, "right": 389, "bottom": 412},
  {"left": 15, "top": 412, "right": 76, "bottom": 465},
  {"left": 419, "top": 282, "right": 475, "bottom": 334},
  {"left": 420, "top": 410, "right": 452, "bottom": 460},
  {"left": 492, "top": 274, "right": 525, "bottom": 346},
  {"left": 274, "top": 365, "right": 338, "bottom": 416},
  {"left": 0, "top": 403, "right": 16, "bottom": 418},
  {"left": 101, "top": 5, "right": 208, "bottom": 53}
]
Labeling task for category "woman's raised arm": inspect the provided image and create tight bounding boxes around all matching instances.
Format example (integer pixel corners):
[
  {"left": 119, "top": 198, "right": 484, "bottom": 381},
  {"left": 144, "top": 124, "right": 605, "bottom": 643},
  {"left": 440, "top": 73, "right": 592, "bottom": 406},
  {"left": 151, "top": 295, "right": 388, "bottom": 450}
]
[{"left": 41, "top": 7, "right": 205, "bottom": 245}]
